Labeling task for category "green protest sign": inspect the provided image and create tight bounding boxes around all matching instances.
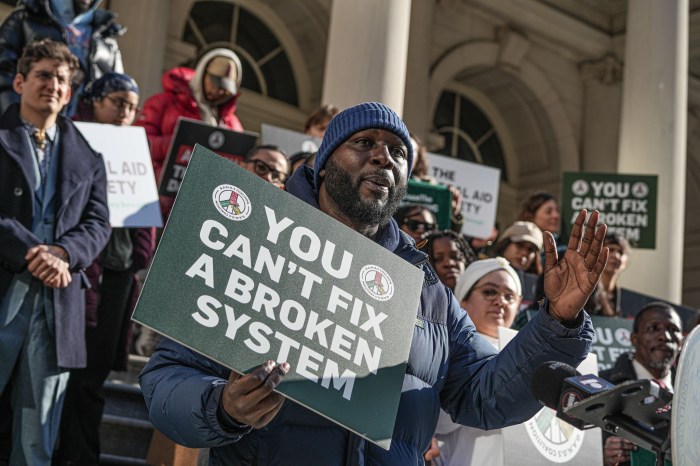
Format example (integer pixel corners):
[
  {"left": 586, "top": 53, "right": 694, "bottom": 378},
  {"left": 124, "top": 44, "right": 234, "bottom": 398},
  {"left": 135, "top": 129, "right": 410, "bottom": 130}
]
[
  {"left": 133, "top": 145, "right": 424, "bottom": 448},
  {"left": 562, "top": 173, "right": 658, "bottom": 248},
  {"left": 400, "top": 179, "right": 452, "bottom": 230},
  {"left": 589, "top": 316, "right": 633, "bottom": 373}
]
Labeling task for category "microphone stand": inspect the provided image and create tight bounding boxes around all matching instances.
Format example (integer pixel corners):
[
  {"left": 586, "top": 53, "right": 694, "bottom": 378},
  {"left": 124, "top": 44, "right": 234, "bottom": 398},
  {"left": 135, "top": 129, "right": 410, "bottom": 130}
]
[{"left": 564, "top": 380, "right": 672, "bottom": 463}]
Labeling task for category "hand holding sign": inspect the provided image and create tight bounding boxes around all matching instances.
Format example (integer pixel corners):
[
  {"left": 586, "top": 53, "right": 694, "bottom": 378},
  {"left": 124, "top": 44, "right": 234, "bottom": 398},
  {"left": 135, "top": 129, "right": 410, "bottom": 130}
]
[
  {"left": 221, "top": 360, "right": 289, "bottom": 429},
  {"left": 544, "top": 210, "right": 608, "bottom": 323}
]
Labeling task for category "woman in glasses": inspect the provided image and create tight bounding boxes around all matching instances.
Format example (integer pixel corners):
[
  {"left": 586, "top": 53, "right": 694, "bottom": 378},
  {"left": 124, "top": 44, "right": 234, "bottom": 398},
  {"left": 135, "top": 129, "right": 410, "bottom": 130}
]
[
  {"left": 433, "top": 258, "right": 522, "bottom": 466},
  {"left": 424, "top": 230, "right": 477, "bottom": 291},
  {"left": 393, "top": 204, "right": 438, "bottom": 244},
  {"left": 56, "top": 72, "right": 155, "bottom": 465}
]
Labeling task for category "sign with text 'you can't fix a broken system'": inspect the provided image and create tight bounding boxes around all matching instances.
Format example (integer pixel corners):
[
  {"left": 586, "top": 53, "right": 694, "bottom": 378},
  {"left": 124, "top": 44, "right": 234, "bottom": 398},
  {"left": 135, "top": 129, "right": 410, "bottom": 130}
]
[
  {"left": 562, "top": 172, "right": 658, "bottom": 249},
  {"left": 133, "top": 145, "right": 424, "bottom": 449}
]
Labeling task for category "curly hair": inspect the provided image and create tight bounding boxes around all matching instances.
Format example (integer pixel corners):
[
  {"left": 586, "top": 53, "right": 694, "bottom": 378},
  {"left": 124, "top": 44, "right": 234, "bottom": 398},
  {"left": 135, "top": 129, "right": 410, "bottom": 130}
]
[{"left": 423, "top": 230, "right": 477, "bottom": 268}]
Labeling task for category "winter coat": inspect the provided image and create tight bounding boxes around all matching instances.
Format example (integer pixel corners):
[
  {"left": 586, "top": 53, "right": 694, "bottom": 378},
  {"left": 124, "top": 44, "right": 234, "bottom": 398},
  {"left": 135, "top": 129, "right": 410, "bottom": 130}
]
[
  {"left": 0, "top": 0, "right": 124, "bottom": 114},
  {"left": 139, "top": 166, "right": 594, "bottom": 465},
  {"left": 0, "top": 104, "right": 110, "bottom": 368},
  {"left": 134, "top": 48, "right": 244, "bottom": 182}
]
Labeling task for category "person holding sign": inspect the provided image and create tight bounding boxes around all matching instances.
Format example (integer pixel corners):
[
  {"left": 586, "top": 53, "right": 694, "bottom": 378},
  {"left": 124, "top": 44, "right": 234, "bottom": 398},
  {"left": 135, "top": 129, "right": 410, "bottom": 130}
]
[
  {"left": 0, "top": 40, "right": 110, "bottom": 465},
  {"left": 55, "top": 72, "right": 155, "bottom": 466},
  {"left": 140, "top": 102, "right": 608, "bottom": 465}
]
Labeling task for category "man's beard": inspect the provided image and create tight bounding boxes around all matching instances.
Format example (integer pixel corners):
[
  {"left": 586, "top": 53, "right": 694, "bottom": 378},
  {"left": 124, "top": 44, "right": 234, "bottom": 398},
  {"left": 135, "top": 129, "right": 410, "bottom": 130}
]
[{"left": 323, "top": 158, "right": 406, "bottom": 228}]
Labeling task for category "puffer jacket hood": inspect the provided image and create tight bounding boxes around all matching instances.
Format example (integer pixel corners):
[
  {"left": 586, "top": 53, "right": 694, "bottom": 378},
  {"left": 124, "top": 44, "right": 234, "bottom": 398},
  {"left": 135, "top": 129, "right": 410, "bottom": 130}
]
[{"left": 190, "top": 48, "right": 243, "bottom": 126}]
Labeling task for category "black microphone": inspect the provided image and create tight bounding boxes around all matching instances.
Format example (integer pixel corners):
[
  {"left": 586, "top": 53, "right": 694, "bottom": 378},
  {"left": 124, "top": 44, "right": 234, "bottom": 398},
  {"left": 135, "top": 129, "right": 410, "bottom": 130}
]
[
  {"left": 530, "top": 361, "right": 673, "bottom": 460},
  {"left": 530, "top": 361, "right": 615, "bottom": 429}
]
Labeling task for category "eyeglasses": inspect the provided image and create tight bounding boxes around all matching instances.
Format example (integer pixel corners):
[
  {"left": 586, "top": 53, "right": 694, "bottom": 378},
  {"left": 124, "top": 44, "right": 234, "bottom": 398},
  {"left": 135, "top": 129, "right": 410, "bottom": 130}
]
[
  {"left": 105, "top": 96, "right": 139, "bottom": 113},
  {"left": 246, "top": 159, "right": 288, "bottom": 183},
  {"left": 33, "top": 70, "right": 70, "bottom": 85},
  {"left": 402, "top": 219, "right": 436, "bottom": 232},
  {"left": 472, "top": 285, "right": 520, "bottom": 305}
]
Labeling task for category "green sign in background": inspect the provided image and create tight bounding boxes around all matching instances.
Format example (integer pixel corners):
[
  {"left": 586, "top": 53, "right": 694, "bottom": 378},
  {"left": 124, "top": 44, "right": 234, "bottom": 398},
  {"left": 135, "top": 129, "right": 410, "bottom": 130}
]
[
  {"left": 562, "top": 172, "right": 658, "bottom": 249},
  {"left": 400, "top": 179, "right": 452, "bottom": 230},
  {"left": 134, "top": 145, "right": 424, "bottom": 448}
]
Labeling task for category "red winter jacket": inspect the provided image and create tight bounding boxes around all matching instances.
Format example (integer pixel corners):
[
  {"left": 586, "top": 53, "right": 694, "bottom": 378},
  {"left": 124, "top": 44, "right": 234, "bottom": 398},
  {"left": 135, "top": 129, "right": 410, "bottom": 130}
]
[{"left": 135, "top": 67, "right": 243, "bottom": 181}]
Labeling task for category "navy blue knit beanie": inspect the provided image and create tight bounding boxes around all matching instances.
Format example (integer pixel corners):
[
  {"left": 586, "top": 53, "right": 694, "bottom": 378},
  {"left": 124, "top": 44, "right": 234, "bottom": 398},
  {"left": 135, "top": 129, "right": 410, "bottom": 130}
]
[{"left": 313, "top": 102, "right": 413, "bottom": 190}]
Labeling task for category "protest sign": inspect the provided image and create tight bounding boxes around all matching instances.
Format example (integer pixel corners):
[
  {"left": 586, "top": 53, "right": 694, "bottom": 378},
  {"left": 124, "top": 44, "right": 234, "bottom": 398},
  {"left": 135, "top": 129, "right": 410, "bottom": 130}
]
[
  {"left": 562, "top": 172, "right": 658, "bottom": 249},
  {"left": 426, "top": 153, "right": 500, "bottom": 238},
  {"left": 133, "top": 145, "right": 424, "bottom": 448},
  {"left": 400, "top": 179, "right": 452, "bottom": 230},
  {"left": 159, "top": 118, "right": 258, "bottom": 197},
  {"left": 500, "top": 328, "right": 603, "bottom": 465},
  {"left": 590, "top": 316, "right": 633, "bottom": 372},
  {"left": 75, "top": 122, "right": 162, "bottom": 228},
  {"left": 513, "top": 311, "right": 634, "bottom": 373},
  {"left": 261, "top": 124, "right": 322, "bottom": 156}
]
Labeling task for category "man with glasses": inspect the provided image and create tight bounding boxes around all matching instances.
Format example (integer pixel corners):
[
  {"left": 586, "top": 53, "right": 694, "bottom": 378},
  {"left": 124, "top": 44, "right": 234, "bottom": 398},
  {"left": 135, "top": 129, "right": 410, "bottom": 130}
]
[
  {"left": 239, "top": 144, "right": 290, "bottom": 189},
  {"left": 0, "top": 39, "right": 110, "bottom": 466}
]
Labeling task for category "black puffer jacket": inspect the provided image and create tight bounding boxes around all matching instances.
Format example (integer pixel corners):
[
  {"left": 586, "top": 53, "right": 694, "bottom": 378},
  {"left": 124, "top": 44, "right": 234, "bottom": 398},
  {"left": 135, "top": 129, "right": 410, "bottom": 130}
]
[{"left": 0, "top": 0, "right": 124, "bottom": 113}]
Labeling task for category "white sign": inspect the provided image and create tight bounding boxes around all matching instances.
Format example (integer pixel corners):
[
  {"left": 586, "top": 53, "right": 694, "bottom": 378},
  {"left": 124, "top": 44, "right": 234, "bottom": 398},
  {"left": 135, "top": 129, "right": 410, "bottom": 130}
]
[
  {"left": 499, "top": 327, "right": 603, "bottom": 465},
  {"left": 76, "top": 122, "right": 163, "bottom": 228},
  {"left": 425, "top": 153, "right": 500, "bottom": 239},
  {"left": 261, "top": 124, "right": 322, "bottom": 156}
]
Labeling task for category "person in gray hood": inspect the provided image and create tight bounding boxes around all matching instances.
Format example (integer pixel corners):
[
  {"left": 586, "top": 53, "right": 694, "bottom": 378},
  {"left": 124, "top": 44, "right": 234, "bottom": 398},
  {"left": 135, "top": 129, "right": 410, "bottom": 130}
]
[{"left": 0, "top": 0, "right": 124, "bottom": 116}]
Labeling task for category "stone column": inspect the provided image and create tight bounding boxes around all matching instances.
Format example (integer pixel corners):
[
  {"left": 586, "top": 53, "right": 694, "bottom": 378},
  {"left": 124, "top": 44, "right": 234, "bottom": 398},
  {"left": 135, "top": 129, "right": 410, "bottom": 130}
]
[
  {"left": 322, "top": 0, "right": 412, "bottom": 115},
  {"left": 110, "top": 0, "right": 171, "bottom": 100},
  {"left": 402, "top": 0, "right": 435, "bottom": 138},
  {"left": 616, "top": 0, "right": 688, "bottom": 302},
  {"left": 579, "top": 55, "right": 623, "bottom": 172}
]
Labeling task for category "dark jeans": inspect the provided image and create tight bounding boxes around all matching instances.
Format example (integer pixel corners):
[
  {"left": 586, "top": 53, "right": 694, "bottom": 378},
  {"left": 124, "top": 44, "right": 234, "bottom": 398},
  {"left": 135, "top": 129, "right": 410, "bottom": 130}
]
[{"left": 54, "top": 268, "right": 134, "bottom": 465}]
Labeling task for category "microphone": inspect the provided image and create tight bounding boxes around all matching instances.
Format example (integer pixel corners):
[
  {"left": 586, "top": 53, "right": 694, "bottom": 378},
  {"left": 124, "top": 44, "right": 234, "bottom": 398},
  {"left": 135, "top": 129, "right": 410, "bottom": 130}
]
[
  {"left": 530, "top": 361, "right": 673, "bottom": 458},
  {"left": 530, "top": 361, "right": 615, "bottom": 429}
]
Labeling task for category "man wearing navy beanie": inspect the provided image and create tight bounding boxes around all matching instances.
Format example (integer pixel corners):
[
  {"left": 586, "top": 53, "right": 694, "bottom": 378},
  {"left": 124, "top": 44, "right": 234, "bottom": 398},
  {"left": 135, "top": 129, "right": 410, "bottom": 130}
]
[{"left": 141, "top": 102, "right": 608, "bottom": 465}]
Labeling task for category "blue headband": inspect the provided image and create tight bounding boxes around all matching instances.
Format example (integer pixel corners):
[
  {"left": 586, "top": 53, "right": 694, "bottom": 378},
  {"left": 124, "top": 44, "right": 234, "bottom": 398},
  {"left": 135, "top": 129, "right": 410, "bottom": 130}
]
[{"left": 83, "top": 72, "right": 139, "bottom": 102}]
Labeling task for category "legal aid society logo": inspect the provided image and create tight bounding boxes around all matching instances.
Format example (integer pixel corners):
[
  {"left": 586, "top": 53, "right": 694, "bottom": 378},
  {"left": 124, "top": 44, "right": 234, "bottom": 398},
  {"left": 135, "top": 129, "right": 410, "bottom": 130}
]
[
  {"left": 212, "top": 184, "right": 252, "bottom": 221},
  {"left": 359, "top": 265, "right": 394, "bottom": 302}
]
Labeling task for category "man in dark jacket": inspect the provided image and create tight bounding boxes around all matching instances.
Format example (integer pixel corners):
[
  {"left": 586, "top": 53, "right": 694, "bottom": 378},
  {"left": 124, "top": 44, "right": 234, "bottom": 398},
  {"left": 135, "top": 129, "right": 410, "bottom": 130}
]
[
  {"left": 140, "top": 102, "right": 608, "bottom": 465},
  {"left": 0, "top": 0, "right": 124, "bottom": 116},
  {"left": 0, "top": 39, "right": 110, "bottom": 466},
  {"left": 600, "top": 302, "right": 681, "bottom": 466}
]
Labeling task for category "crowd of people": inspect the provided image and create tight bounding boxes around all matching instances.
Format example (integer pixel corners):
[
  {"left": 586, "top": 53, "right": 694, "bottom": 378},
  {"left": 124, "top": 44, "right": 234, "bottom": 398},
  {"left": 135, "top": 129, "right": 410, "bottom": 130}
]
[{"left": 0, "top": 2, "right": 697, "bottom": 466}]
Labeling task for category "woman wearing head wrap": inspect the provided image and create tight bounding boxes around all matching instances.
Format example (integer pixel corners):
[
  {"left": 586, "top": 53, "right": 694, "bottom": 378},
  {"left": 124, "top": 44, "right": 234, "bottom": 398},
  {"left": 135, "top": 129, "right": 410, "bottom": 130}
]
[
  {"left": 55, "top": 72, "right": 155, "bottom": 465},
  {"left": 77, "top": 71, "right": 139, "bottom": 124},
  {"left": 433, "top": 258, "right": 522, "bottom": 466}
]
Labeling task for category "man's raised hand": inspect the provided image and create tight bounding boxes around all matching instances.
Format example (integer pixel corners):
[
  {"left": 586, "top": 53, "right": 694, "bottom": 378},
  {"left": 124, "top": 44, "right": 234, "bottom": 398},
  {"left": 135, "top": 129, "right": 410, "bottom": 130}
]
[{"left": 543, "top": 210, "right": 608, "bottom": 323}]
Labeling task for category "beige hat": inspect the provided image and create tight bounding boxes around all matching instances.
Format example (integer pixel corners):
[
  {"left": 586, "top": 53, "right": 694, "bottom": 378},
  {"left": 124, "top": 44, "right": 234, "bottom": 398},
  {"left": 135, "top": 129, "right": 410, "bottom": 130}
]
[
  {"left": 206, "top": 56, "right": 240, "bottom": 95},
  {"left": 499, "top": 221, "right": 543, "bottom": 250},
  {"left": 453, "top": 257, "right": 522, "bottom": 302}
]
